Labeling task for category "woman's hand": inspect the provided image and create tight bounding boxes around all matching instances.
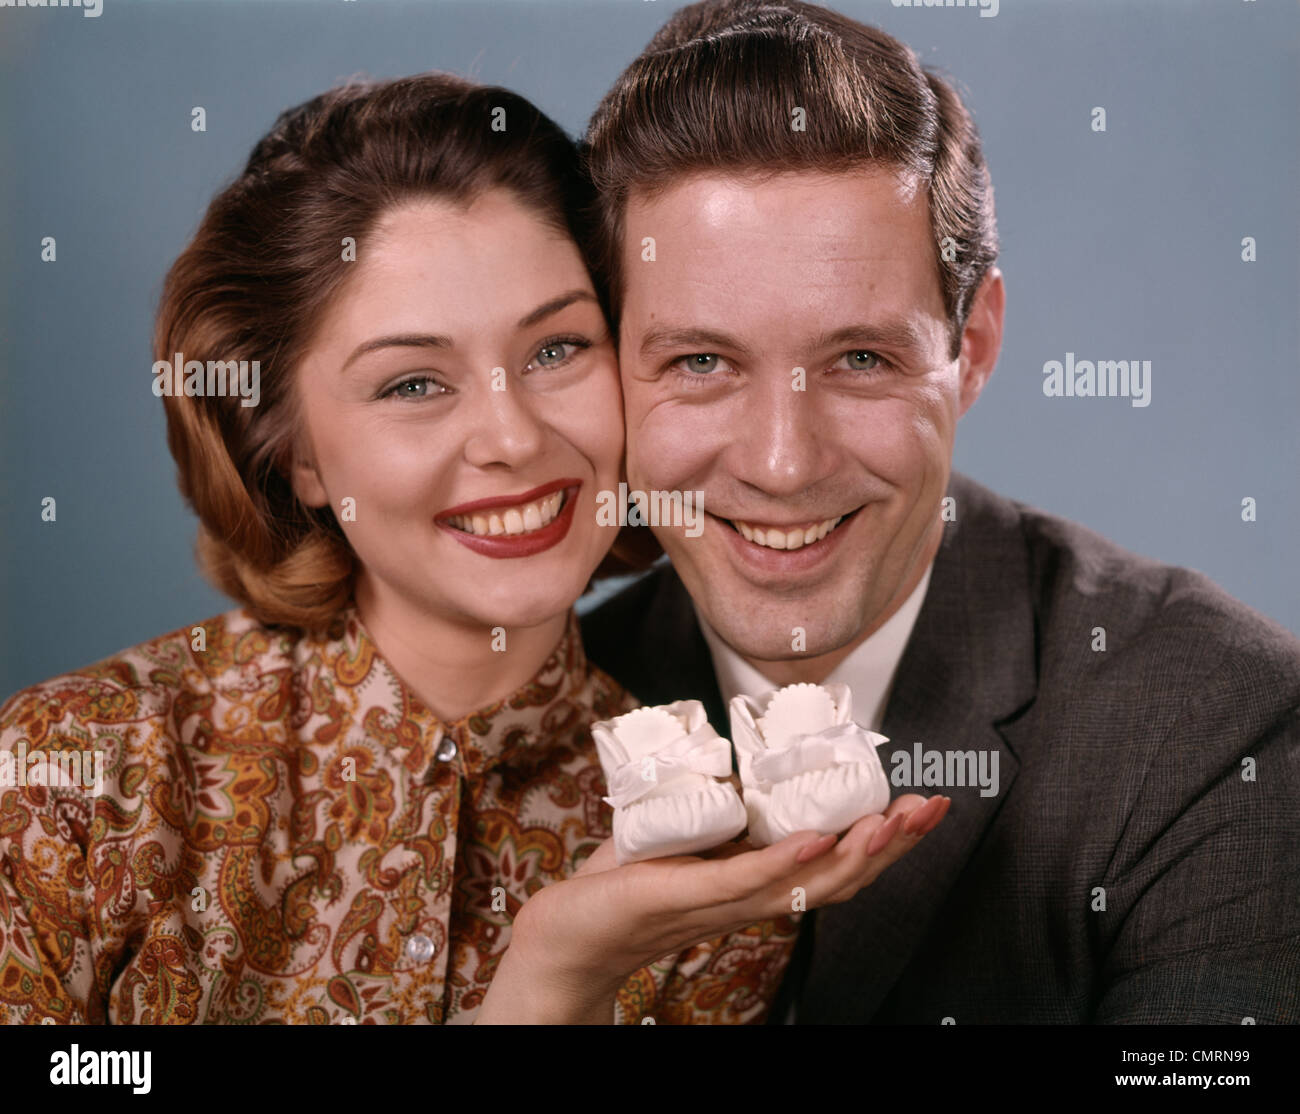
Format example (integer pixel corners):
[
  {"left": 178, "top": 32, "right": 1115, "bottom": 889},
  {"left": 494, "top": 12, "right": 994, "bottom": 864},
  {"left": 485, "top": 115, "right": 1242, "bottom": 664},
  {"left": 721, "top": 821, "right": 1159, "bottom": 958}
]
[{"left": 474, "top": 792, "right": 951, "bottom": 1023}]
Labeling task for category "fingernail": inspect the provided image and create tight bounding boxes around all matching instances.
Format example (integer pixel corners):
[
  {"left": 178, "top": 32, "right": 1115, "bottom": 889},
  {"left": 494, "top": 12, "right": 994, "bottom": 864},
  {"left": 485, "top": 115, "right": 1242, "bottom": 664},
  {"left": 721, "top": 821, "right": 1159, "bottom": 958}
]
[
  {"left": 866, "top": 813, "right": 903, "bottom": 855},
  {"left": 795, "top": 833, "right": 834, "bottom": 863},
  {"left": 903, "top": 797, "right": 939, "bottom": 836},
  {"left": 920, "top": 797, "right": 952, "bottom": 836}
]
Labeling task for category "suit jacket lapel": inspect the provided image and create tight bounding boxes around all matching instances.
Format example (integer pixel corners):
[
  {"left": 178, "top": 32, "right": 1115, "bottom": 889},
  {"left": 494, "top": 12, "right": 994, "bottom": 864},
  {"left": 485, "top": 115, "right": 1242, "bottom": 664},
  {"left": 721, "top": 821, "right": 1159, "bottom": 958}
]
[
  {"left": 586, "top": 473, "right": 1039, "bottom": 1021},
  {"left": 617, "top": 562, "right": 730, "bottom": 736},
  {"left": 797, "top": 471, "right": 1039, "bottom": 1021}
]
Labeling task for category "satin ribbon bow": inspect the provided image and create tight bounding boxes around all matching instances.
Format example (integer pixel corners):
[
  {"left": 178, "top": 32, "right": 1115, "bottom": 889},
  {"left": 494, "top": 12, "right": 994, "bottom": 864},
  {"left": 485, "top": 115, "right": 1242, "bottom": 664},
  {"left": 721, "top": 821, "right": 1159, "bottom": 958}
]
[
  {"left": 749, "top": 722, "right": 886, "bottom": 791},
  {"left": 603, "top": 725, "right": 733, "bottom": 809}
]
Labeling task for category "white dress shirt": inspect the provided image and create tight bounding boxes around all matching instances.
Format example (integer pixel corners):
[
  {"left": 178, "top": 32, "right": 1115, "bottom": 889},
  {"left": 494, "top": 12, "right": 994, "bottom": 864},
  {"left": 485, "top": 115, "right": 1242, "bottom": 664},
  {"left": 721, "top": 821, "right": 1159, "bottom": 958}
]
[
  {"left": 695, "top": 559, "right": 935, "bottom": 1024},
  {"left": 694, "top": 559, "right": 934, "bottom": 730}
]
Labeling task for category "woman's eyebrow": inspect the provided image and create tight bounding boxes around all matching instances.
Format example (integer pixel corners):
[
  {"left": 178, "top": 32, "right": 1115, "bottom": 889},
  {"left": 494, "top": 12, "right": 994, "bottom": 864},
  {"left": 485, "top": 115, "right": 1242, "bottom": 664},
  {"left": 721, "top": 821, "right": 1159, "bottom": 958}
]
[
  {"left": 341, "top": 332, "right": 452, "bottom": 373},
  {"left": 341, "top": 290, "right": 599, "bottom": 373},
  {"left": 516, "top": 288, "right": 599, "bottom": 329}
]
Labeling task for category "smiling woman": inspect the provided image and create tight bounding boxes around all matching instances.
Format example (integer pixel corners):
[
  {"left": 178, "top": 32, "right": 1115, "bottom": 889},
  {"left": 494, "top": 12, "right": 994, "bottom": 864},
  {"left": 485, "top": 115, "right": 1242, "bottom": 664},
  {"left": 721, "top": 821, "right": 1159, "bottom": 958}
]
[
  {"left": 0, "top": 71, "right": 815, "bottom": 1025},
  {"left": 282, "top": 190, "right": 628, "bottom": 705}
]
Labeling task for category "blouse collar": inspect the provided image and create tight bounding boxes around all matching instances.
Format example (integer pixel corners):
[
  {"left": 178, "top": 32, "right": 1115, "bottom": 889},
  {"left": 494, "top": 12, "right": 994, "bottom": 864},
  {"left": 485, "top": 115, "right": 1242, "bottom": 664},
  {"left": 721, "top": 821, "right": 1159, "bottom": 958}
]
[{"left": 314, "top": 605, "right": 593, "bottom": 783}]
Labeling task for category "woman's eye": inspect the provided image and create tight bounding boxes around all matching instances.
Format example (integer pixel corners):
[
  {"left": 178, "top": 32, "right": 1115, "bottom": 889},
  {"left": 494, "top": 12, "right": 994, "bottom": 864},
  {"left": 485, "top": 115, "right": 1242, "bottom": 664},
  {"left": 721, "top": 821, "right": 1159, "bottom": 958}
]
[
  {"left": 834, "top": 350, "right": 888, "bottom": 374},
  {"left": 527, "top": 338, "right": 589, "bottom": 371},
  {"left": 382, "top": 375, "right": 445, "bottom": 401}
]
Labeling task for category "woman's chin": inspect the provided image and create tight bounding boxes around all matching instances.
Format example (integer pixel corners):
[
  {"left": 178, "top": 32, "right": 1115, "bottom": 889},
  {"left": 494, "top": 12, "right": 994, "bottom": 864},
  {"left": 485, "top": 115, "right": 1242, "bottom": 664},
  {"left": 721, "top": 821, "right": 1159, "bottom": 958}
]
[
  {"left": 453, "top": 580, "right": 589, "bottom": 631},
  {"left": 436, "top": 541, "right": 603, "bottom": 627}
]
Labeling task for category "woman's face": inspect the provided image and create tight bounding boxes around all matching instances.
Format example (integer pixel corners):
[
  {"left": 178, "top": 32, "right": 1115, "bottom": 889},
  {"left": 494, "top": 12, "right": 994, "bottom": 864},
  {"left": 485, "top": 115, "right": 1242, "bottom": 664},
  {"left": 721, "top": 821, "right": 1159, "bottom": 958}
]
[{"left": 290, "top": 190, "right": 624, "bottom": 632}]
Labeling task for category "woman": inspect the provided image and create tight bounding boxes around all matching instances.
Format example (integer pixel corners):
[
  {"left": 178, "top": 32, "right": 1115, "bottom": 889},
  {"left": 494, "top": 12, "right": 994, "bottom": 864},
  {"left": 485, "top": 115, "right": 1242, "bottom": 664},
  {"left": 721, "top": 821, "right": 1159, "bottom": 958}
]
[{"left": 0, "top": 73, "right": 945, "bottom": 1025}]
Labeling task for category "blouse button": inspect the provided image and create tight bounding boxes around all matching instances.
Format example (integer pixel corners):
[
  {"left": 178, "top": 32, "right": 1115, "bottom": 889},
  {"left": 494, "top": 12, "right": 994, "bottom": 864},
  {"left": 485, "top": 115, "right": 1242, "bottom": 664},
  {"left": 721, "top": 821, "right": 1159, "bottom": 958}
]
[
  {"left": 434, "top": 736, "right": 458, "bottom": 763},
  {"left": 405, "top": 933, "right": 437, "bottom": 964}
]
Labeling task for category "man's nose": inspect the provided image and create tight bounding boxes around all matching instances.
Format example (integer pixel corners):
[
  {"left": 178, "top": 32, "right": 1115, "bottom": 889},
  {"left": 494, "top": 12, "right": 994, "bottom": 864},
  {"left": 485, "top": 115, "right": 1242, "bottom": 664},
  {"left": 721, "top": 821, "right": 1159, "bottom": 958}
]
[
  {"left": 729, "top": 369, "right": 837, "bottom": 496},
  {"left": 461, "top": 376, "right": 546, "bottom": 468}
]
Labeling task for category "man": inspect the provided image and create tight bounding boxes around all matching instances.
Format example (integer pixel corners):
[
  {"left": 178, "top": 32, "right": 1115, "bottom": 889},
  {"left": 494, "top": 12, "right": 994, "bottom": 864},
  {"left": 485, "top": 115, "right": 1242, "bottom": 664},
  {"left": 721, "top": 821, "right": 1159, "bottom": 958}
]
[{"left": 579, "top": 0, "right": 1300, "bottom": 1023}]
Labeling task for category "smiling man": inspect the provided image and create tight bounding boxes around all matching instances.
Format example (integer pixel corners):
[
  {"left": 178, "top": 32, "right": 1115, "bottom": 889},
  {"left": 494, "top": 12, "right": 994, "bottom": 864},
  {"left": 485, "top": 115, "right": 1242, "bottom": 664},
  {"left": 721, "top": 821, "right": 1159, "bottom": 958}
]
[
  {"left": 580, "top": 0, "right": 1300, "bottom": 1024},
  {"left": 615, "top": 166, "right": 972, "bottom": 688}
]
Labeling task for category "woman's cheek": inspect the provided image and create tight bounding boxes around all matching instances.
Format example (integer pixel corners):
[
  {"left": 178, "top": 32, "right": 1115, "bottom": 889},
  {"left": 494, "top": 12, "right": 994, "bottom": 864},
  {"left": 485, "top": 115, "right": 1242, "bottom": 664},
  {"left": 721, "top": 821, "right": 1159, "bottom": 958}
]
[
  {"left": 331, "top": 438, "right": 432, "bottom": 534},
  {"left": 553, "top": 383, "right": 624, "bottom": 479}
]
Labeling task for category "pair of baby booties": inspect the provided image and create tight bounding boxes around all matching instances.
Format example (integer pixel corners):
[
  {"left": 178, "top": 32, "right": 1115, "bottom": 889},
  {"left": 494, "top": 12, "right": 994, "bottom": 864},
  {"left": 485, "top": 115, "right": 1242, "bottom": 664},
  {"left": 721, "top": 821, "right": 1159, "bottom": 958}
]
[{"left": 592, "top": 682, "right": 892, "bottom": 865}]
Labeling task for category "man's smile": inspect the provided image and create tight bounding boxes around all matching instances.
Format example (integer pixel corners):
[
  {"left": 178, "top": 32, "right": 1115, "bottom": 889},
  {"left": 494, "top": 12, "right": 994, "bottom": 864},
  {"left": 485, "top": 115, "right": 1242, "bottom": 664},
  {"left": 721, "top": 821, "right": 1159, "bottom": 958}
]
[
  {"left": 700, "top": 504, "right": 868, "bottom": 578},
  {"left": 722, "top": 508, "right": 861, "bottom": 551}
]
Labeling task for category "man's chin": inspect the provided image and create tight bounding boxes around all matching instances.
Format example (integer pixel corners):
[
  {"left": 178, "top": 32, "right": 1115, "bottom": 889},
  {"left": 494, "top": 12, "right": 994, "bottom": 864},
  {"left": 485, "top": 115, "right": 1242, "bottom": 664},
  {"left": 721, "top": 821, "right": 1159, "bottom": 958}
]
[{"left": 698, "top": 603, "right": 864, "bottom": 664}]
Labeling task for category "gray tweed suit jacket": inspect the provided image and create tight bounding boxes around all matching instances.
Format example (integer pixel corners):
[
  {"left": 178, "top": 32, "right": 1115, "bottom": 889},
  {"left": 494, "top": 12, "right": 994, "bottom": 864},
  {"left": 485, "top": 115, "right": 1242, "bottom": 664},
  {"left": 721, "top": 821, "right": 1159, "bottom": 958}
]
[{"left": 580, "top": 471, "right": 1300, "bottom": 1023}]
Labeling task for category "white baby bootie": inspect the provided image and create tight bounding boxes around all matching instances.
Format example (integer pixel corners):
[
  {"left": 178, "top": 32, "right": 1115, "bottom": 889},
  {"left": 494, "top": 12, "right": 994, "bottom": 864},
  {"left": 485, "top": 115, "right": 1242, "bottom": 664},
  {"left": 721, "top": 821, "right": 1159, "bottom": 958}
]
[
  {"left": 592, "top": 701, "right": 748, "bottom": 865},
  {"left": 729, "top": 682, "right": 891, "bottom": 847}
]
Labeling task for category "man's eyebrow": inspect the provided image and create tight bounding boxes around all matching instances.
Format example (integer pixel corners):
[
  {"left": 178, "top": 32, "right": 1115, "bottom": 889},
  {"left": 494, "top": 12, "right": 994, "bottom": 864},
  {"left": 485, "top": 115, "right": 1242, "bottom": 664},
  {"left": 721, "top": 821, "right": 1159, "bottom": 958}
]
[
  {"left": 638, "top": 327, "right": 757, "bottom": 360},
  {"left": 637, "top": 320, "right": 928, "bottom": 363},
  {"left": 341, "top": 289, "right": 599, "bottom": 373},
  {"left": 814, "top": 320, "right": 928, "bottom": 353}
]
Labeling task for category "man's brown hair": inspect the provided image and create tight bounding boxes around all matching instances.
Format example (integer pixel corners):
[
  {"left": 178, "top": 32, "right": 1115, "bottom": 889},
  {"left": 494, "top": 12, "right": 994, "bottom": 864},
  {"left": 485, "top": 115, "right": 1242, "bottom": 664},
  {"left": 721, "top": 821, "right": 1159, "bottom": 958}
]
[{"left": 582, "top": 0, "right": 999, "bottom": 361}]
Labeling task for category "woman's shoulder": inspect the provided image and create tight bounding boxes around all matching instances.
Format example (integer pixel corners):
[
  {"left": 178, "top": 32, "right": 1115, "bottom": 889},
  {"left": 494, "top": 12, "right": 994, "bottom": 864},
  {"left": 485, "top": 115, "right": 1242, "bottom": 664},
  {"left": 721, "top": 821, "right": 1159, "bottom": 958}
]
[{"left": 0, "top": 606, "right": 308, "bottom": 741}]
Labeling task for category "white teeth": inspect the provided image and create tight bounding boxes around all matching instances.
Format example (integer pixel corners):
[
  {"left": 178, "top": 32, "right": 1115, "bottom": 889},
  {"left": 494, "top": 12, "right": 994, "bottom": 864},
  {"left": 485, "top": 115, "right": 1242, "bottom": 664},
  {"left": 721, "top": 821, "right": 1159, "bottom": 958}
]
[
  {"left": 730, "top": 513, "right": 845, "bottom": 551},
  {"left": 446, "top": 491, "right": 566, "bottom": 537}
]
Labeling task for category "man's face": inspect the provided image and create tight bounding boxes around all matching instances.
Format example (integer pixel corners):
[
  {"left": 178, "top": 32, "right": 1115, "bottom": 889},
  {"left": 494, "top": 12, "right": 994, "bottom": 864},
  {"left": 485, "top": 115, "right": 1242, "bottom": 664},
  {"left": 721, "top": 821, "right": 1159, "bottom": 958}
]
[{"left": 618, "top": 167, "right": 994, "bottom": 667}]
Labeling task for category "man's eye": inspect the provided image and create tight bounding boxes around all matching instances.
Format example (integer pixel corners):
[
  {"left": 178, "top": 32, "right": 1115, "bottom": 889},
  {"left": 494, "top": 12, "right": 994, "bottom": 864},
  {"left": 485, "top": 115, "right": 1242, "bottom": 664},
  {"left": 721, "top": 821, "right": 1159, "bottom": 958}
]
[
  {"left": 676, "top": 353, "right": 725, "bottom": 375},
  {"left": 834, "top": 350, "right": 889, "bottom": 374},
  {"left": 382, "top": 375, "right": 446, "bottom": 400}
]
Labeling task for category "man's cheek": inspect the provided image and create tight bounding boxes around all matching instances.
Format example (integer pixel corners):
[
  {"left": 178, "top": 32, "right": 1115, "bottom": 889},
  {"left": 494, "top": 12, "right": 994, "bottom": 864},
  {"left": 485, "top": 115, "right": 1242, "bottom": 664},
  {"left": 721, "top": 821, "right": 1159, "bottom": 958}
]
[
  {"left": 630, "top": 407, "right": 718, "bottom": 488},
  {"left": 898, "top": 418, "right": 950, "bottom": 494},
  {"left": 837, "top": 401, "right": 943, "bottom": 486}
]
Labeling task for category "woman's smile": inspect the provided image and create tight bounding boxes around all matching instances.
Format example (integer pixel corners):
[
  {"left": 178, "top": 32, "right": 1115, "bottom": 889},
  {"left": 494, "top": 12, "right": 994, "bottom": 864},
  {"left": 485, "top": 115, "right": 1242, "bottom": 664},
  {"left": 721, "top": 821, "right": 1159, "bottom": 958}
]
[{"left": 435, "top": 479, "right": 583, "bottom": 558}]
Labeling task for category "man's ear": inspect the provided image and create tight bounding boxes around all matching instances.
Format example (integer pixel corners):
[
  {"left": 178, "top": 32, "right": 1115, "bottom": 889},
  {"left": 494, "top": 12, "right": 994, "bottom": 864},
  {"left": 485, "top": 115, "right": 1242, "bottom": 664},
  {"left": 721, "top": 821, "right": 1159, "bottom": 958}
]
[
  {"left": 956, "top": 266, "right": 1004, "bottom": 418},
  {"left": 288, "top": 434, "right": 329, "bottom": 509}
]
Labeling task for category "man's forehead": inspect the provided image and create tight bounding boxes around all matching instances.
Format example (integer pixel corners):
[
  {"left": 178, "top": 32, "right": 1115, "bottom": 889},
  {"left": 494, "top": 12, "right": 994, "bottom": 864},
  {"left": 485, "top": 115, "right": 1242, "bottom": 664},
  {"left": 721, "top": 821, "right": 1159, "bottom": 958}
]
[
  {"left": 618, "top": 165, "right": 942, "bottom": 328},
  {"left": 623, "top": 164, "right": 926, "bottom": 227}
]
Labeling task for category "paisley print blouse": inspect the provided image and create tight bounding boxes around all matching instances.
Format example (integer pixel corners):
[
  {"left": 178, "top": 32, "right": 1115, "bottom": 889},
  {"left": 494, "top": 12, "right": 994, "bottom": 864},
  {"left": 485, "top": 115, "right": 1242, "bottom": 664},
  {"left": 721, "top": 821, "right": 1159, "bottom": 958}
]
[{"left": 0, "top": 605, "right": 801, "bottom": 1024}]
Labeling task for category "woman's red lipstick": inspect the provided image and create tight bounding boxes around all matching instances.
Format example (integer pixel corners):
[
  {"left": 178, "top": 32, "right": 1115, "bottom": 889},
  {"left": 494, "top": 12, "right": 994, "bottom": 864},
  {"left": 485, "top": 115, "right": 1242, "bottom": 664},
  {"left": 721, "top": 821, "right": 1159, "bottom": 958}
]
[{"left": 435, "top": 478, "right": 581, "bottom": 559}]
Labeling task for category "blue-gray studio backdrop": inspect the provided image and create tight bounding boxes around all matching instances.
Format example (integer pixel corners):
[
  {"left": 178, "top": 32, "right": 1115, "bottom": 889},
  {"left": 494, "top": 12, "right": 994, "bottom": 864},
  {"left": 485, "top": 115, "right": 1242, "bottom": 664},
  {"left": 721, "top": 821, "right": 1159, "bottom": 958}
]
[{"left": 1, "top": 0, "right": 1296, "bottom": 699}]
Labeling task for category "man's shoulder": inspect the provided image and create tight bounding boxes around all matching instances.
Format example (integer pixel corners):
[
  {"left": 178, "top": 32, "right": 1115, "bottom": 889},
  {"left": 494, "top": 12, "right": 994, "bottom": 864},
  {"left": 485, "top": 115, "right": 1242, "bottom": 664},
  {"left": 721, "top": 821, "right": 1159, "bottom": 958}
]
[
  {"left": 579, "top": 562, "right": 685, "bottom": 689},
  {"left": 581, "top": 562, "right": 674, "bottom": 632},
  {"left": 581, "top": 476, "right": 1300, "bottom": 716},
  {"left": 957, "top": 472, "right": 1300, "bottom": 710}
]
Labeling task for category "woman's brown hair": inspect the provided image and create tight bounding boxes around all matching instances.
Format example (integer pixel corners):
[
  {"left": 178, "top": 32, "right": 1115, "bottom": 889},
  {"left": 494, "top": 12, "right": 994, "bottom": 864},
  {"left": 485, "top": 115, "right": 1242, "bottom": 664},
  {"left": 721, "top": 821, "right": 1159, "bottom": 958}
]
[{"left": 156, "top": 72, "right": 619, "bottom": 632}]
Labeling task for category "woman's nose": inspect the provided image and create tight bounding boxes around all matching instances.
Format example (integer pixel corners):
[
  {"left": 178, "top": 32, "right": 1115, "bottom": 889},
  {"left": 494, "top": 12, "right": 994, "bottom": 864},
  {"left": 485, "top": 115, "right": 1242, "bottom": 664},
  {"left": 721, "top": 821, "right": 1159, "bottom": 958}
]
[{"left": 460, "top": 374, "right": 547, "bottom": 468}]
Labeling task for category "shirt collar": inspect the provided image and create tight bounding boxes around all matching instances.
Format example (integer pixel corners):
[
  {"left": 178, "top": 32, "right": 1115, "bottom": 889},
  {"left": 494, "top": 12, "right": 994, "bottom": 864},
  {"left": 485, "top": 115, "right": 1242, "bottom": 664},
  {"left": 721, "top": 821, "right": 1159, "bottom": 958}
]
[
  {"left": 695, "top": 559, "right": 934, "bottom": 732},
  {"left": 314, "top": 606, "right": 592, "bottom": 781}
]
